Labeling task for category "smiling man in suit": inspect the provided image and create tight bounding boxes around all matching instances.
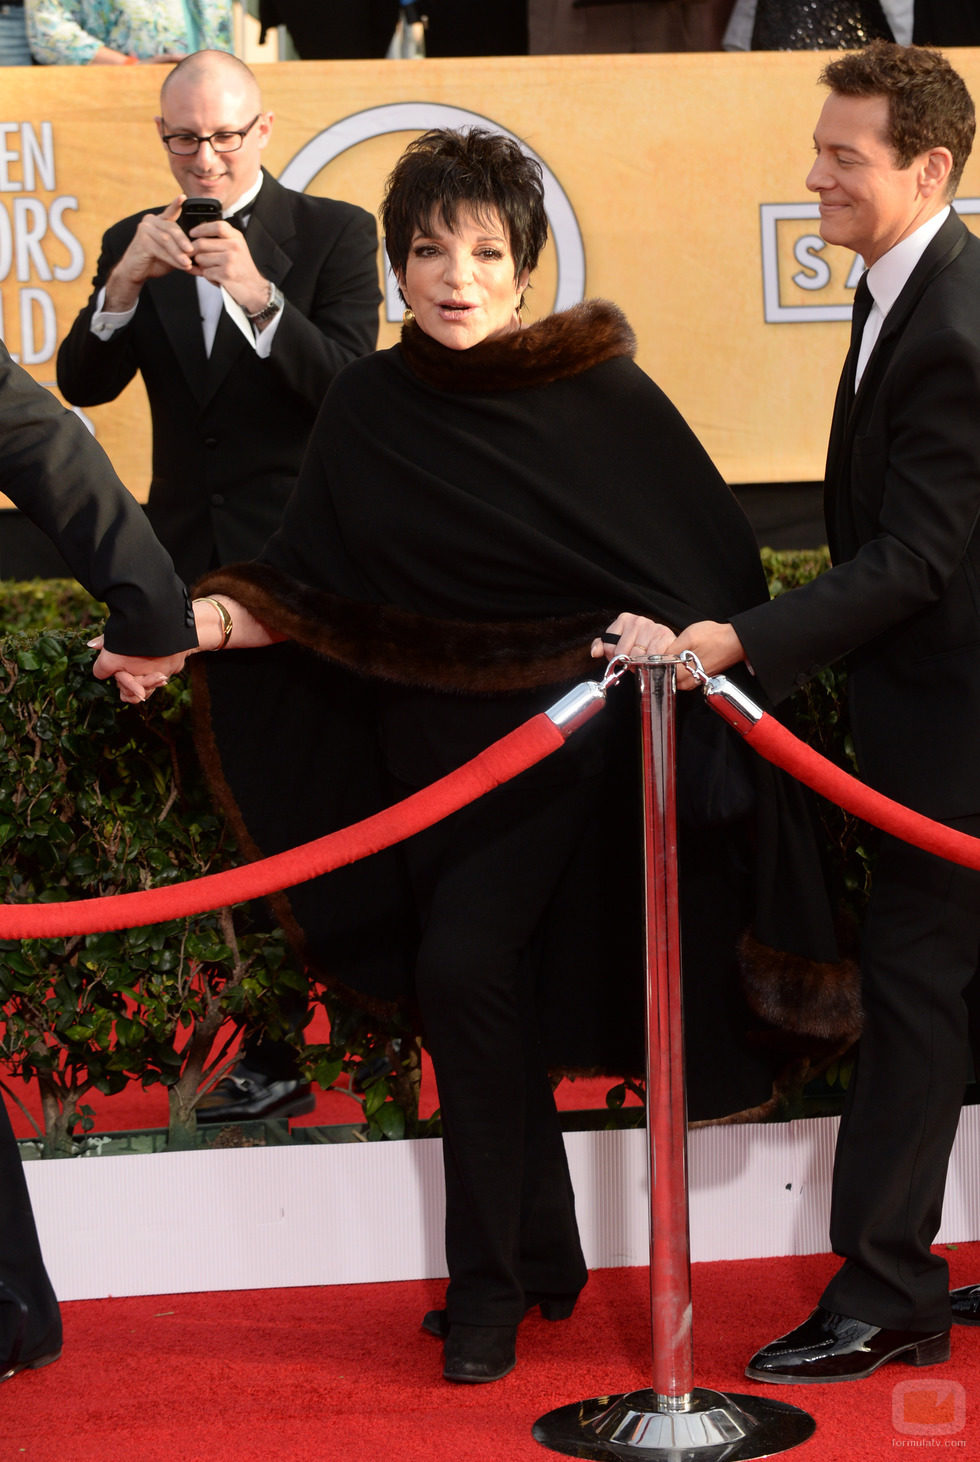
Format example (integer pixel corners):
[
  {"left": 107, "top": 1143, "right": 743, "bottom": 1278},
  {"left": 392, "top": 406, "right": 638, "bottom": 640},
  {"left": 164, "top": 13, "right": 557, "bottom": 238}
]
[
  {"left": 57, "top": 49, "right": 380, "bottom": 588},
  {"left": 57, "top": 50, "right": 381, "bottom": 1123},
  {"left": 607, "top": 41, "right": 980, "bottom": 1381}
]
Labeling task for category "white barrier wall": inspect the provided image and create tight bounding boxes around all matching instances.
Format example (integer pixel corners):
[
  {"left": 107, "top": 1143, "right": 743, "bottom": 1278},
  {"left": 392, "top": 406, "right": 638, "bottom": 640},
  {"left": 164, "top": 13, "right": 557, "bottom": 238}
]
[{"left": 26, "top": 1106, "right": 980, "bottom": 1300}]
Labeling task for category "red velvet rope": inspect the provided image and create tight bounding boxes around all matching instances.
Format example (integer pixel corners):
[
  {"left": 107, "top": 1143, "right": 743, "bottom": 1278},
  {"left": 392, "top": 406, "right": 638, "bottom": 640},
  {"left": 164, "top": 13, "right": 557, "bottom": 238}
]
[
  {"left": 0, "top": 713, "right": 566, "bottom": 939},
  {"left": 5, "top": 678, "right": 978, "bottom": 941},
  {"left": 738, "top": 709, "right": 980, "bottom": 871}
]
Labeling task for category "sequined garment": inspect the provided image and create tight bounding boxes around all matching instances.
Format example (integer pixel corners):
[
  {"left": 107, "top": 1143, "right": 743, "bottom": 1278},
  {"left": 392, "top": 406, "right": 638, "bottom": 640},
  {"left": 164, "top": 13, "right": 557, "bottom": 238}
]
[{"left": 752, "top": 0, "right": 895, "bottom": 50}]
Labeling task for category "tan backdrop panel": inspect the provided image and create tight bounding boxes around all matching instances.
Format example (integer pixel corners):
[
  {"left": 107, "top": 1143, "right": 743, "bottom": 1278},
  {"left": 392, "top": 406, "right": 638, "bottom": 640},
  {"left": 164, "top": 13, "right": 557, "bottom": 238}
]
[{"left": 3, "top": 50, "right": 980, "bottom": 507}]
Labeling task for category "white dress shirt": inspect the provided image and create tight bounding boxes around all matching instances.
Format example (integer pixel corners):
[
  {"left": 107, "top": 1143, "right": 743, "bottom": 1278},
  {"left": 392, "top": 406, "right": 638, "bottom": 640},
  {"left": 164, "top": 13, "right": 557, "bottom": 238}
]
[
  {"left": 89, "top": 173, "right": 282, "bottom": 358},
  {"left": 855, "top": 205, "right": 950, "bottom": 388}
]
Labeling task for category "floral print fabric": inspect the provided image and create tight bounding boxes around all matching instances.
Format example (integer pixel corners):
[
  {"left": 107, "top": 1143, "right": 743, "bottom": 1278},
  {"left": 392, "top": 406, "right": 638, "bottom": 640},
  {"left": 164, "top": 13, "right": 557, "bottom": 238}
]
[{"left": 26, "top": 0, "right": 232, "bottom": 64}]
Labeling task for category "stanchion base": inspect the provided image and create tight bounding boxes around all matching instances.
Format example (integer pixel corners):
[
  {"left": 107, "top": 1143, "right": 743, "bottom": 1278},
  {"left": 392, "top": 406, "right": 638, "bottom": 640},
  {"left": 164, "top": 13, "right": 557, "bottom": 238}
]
[{"left": 532, "top": 1386, "right": 815, "bottom": 1461}]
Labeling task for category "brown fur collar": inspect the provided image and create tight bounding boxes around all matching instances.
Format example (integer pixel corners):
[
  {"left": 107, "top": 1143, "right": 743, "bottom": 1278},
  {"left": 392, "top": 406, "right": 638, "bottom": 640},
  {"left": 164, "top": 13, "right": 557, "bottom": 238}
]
[
  {"left": 196, "top": 561, "right": 604, "bottom": 694},
  {"left": 399, "top": 298, "right": 637, "bottom": 394}
]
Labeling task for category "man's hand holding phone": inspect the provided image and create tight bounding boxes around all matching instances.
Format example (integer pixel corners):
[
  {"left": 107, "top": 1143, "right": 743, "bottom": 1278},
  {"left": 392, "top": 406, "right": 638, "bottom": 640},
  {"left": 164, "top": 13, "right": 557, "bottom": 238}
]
[
  {"left": 103, "top": 192, "right": 272, "bottom": 323},
  {"left": 103, "top": 195, "right": 198, "bottom": 311},
  {"left": 182, "top": 200, "right": 272, "bottom": 318}
]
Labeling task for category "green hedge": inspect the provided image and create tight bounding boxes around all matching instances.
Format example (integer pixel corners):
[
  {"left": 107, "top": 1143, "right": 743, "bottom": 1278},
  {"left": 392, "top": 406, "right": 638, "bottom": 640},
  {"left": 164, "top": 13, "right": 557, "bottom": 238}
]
[
  {"left": 0, "top": 581, "right": 415, "bottom": 1152},
  {"left": 761, "top": 547, "right": 872, "bottom": 919},
  {"left": 0, "top": 561, "right": 862, "bottom": 1153}
]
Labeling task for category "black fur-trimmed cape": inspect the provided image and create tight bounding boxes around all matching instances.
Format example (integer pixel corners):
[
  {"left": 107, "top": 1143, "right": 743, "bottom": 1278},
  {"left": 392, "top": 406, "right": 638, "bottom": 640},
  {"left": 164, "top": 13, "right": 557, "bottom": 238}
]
[{"left": 192, "top": 301, "right": 858, "bottom": 1117}]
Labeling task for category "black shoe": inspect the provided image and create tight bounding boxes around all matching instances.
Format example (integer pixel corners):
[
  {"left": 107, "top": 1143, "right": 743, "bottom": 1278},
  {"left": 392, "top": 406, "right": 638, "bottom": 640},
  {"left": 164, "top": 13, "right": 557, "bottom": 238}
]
[
  {"left": 0, "top": 1286, "right": 61, "bottom": 1384},
  {"left": 197, "top": 1064, "right": 315, "bottom": 1123},
  {"left": 442, "top": 1323, "right": 517, "bottom": 1384},
  {"left": 422, "top": 1290, "right": 578, "bottom": 1339},
  {"left": 745, "top": 1305, "right": 950, "bottom": 1384},
  {"left": 2, "top": 1341, "right": 61, "bottom": 1383},
  {"left": 950, "top": 1284, "right": 980, "bottom": 1327}
]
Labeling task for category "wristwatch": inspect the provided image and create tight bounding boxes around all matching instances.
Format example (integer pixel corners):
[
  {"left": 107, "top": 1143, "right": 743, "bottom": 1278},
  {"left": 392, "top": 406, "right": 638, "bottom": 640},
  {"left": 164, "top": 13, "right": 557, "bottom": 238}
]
[{"left": 247, "top": 280, "right": 284, "bottom": 325}]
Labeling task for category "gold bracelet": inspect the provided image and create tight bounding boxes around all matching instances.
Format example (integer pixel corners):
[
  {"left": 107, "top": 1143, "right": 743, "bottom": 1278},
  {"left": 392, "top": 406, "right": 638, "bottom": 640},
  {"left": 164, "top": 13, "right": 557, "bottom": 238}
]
[{"left": 196, "top": 596, "right": 233, "bottom": 650}]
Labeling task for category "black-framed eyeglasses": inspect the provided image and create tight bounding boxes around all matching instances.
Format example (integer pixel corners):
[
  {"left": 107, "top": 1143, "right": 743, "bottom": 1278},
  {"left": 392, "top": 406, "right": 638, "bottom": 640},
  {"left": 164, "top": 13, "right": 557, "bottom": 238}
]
[{"left": 161, "top": 114, "right": 261, "bottom": 156}]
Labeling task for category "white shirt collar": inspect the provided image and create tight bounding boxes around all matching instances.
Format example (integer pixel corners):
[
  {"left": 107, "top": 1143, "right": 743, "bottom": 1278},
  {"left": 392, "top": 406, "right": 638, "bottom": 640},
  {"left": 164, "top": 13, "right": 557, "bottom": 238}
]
[
  {"left": 880, "top": 0, "right": 913, "bottom": 44},
  {"left": 223, "top": 172, "right": 263, "bottom": 221},
  {"left": 865, "top": 205, "right": 951, "bottom": 318}
]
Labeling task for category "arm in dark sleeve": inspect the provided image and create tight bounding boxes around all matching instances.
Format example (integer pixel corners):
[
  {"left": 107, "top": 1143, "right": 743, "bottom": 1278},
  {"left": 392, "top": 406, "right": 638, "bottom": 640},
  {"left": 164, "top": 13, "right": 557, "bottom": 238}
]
[
  {"left": 733, "top": 324, "right": 980, "bottom": 702},
  {"left": 1, "top": 346, "right": 196, "bottom": 656},
  {"left": 265, "top": 204, "right": 380, "bottom": 411},
  {"left": 55, "top": 221, "right": 143, "bottom": 407}
]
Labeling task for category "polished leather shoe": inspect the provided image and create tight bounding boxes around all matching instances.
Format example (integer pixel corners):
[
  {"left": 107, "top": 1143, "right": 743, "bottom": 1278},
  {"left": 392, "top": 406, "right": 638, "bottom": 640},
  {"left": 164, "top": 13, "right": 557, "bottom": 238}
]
[
  {"left": 746, "top": 1305, "right": 950, "bottom": 1384},
  {"left": 2, "top": 1338, "right": 61, "bottom": 1383},
  {"left": 443, "top": 1323, "right": 517, "bottom": 1384},
  {"left": 0, "top": 1288, "right": 61, "bottom": 1384},
  {"left": 950, "top": 1284, "right": 980, "bottom": 1327},
  {"left": 422, "top": 1289, "right": 577, "bottom": 1339},
  {"left": 197, "top": 1064, "right": 315, "bottom": 1123}
]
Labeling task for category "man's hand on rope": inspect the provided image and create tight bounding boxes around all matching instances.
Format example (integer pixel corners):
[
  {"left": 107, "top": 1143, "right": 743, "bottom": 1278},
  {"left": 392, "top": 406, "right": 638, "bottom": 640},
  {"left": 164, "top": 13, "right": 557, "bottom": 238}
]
[{"left": 667, "top": 621, "right": 747, "bottom": 687}]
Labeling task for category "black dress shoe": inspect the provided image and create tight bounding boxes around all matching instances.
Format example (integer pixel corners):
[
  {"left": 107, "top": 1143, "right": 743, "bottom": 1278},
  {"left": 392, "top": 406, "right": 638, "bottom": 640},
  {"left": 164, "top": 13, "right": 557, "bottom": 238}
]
[
  {"left": 442, "top": 1323, "right": 517, "bottom": 1383},
  {"left": 2, "top": 1339, "right": 61, "bottom": 1383},
  {"left": 197, "top": 1064, "right": 315, "bottom": 1123},
  {"left": 422, "top": 1290, "right": 578, "bottom": 1339},
  {"left": 0, "top": 1287, "right": 61, "bottom": 1384},
  {"left": 950, "top": 1284, "right": 980, "bottom": 1327},
  {"left": 746, "top": 1305, "right": 950, "bottom": 1384}
]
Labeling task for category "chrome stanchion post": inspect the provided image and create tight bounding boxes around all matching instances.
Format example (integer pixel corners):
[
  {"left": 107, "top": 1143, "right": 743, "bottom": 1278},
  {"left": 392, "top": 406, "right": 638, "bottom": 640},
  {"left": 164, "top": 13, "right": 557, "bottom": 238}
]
[
  {"left": 640, "top": 658, "right": 692, "bottom": 1407},
  {"left": 533, "top": 655, "right": 816, "bottom": 1461}
]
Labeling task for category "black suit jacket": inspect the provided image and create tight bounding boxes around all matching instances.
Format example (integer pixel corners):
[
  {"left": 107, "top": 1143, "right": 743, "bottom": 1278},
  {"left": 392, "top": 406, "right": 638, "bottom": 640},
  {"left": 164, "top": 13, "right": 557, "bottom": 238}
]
[
  {"left": 913, "top": 0, "right": 980, "bottom": 45},
  {"left": 57, "top": 169, "right": 380, "bottom": 585},
  {"left": 733, "top": 210, "right": 980, "bottom": 820},
  {"left": 1, "top": 342, "right": 195, "bottom": 655}
]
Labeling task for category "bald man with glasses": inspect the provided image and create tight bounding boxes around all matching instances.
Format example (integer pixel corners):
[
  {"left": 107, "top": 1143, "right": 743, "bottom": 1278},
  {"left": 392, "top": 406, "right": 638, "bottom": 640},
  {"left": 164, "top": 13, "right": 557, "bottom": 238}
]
[{"left": 57, "top": 49, "right": 380, "bottom": 588}]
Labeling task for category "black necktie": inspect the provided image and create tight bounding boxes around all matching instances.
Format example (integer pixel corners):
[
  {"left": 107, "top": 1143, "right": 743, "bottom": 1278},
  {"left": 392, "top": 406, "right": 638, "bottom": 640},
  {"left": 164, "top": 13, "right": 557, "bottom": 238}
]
[{"left": 849, "top": 272, "right": 873, "bottom": 392}]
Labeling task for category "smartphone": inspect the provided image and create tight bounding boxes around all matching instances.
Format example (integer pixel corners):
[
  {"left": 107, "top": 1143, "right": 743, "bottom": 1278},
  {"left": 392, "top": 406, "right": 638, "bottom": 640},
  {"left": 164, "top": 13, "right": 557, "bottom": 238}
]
[{"left": 178, "top": 197, "right": 222, "bottom": 235}]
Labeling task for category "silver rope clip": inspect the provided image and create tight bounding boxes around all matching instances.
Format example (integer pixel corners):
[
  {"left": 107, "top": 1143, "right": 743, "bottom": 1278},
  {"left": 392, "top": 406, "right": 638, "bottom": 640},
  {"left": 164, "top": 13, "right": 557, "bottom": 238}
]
[
  {"left": 678, "top": 650, "right": 710, "bottom": 687},
  {"left": 600, "top": 653, "right": 630, "bottom": 692},
  {"left": 680, "top": 649, "right": 764, "bottom": 735},
  {"left": 546, "top": 655, "right": 628, "bottom": 740}
]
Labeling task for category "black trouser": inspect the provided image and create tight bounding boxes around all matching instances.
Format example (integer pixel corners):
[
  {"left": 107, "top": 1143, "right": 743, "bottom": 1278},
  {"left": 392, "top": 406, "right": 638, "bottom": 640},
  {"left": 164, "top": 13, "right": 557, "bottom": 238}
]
[
  {"left": 403, "top": 763, "right": 594, "bottom": 1327},
  {"left": 0, "top": 1098, "right": 60, "bottom": 1362},
  {"left": 822, "top": 820, "right": 980, "bottom": 1332}
]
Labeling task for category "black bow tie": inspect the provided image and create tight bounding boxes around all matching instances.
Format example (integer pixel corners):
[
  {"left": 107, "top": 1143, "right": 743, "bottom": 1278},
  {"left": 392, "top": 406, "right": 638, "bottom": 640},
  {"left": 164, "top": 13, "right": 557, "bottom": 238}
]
[{"left": 225, "top": 209, "right": 249, "bottom": 233}]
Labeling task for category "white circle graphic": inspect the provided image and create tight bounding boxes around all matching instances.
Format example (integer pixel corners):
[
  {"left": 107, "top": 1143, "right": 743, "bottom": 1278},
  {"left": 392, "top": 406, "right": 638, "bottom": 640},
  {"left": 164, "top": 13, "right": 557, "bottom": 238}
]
[{"left": 279, "top": 102, "right": 586, "bottom": 311}]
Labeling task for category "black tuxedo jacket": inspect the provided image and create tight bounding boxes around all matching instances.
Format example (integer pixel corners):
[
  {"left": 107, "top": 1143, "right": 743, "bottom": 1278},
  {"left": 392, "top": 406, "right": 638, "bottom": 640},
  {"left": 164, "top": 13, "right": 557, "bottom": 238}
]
[
  {"left": 733, "top": 211, "right": 980, "bottom": 820},
  {"left": 1, "top": 342, "right": 194, "bottom": 655},
  {"left": 913, "top": 0, "right": 980, "bottom": 45},
  {"left": 56, "top": 169, "right": 380, "bottom": 585}
]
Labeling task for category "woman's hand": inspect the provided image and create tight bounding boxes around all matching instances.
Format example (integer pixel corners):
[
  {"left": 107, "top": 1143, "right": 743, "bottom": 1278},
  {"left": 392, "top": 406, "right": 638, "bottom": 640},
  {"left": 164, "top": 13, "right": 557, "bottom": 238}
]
[
  {"left": 591, "top": 613, "right": 674, "bottom": 661},
  {"left": 91, "top": 595, "right": 279, "bottom": 702},
  {"left": 89, "top": 639, "right": 189, "bottom": 704}
]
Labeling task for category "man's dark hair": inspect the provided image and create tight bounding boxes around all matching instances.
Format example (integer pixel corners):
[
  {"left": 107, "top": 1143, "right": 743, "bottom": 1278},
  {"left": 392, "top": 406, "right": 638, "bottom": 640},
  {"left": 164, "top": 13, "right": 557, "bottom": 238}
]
[
  {"left": 381, "top": 128, "right": 548, "bottom": 281},
  {"left": 822, "top": 41, "right": 976, "bottom": 194}
]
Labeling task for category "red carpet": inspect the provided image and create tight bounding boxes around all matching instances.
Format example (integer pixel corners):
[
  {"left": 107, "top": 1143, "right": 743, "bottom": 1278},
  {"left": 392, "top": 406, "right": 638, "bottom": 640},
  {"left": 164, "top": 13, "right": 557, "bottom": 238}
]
[{"left": 4, "top": 1246, "right": 980, "bottom": 1461}]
